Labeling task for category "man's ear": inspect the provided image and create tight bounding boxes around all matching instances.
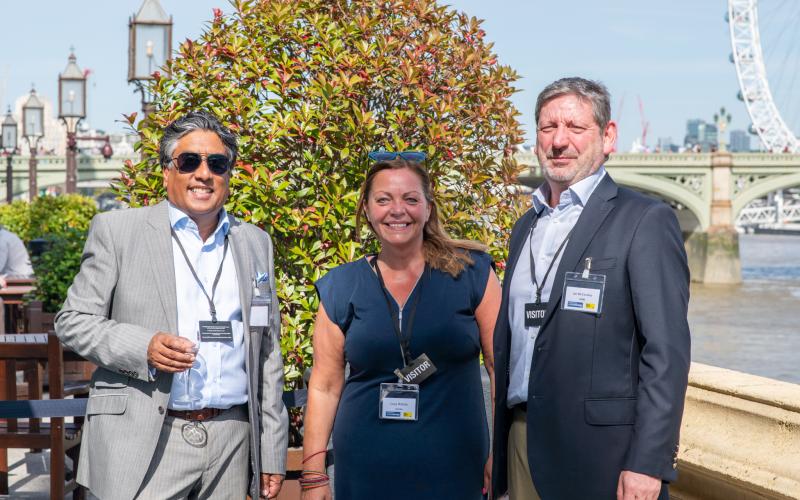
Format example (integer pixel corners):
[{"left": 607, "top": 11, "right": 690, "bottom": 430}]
[{"left": 602, "top": 120, "right": 618, "bottom": 157}]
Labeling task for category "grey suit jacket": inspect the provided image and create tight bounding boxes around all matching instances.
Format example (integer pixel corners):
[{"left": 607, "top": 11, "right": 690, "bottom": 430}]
[{"left": 55, "top": 201, "right": 288, "bottom": 500}]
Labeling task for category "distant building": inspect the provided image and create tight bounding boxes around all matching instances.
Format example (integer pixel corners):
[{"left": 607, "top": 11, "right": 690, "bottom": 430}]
[
  {"left": 729, "top": 129, "right": 751, "bottom": 152},
  {"left": 656, "top": 137, "right": 679, "bottom": 153},
  {"left": 684, "top": 119, "right": 718, "bottom": 152}
]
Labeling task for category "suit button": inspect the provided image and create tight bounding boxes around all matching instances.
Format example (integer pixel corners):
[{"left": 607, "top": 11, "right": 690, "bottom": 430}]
[
  {"left": 536, "top": 347, "right": 543, "bottom": 352},
  {"left": 158, "top": 406, "right": 165, "bottom": 415}
]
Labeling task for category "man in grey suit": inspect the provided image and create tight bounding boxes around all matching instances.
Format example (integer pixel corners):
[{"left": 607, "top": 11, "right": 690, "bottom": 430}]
[
  {"left": 56, "top": 111, "right": 288, "bottom": 499},
  {"left": 491, "top": 78, "right": 691, "bottom": 499}
]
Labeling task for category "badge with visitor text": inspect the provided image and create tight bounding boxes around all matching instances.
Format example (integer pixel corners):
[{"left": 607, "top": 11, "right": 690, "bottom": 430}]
[
  {"left": 394, "top": 353, "right": 437, "bottom": 384},
  {"left": 198, "top": 320, "right": 234, "bottom": 342},
  {"left": 523, "top": 302, "right": 548, "bottom": 328},
  {"left": 379, "top": 383, "right": 419, "bottom": 421},
  {"left": 561, "top": 258, "right": 606, "bottom": 315}
]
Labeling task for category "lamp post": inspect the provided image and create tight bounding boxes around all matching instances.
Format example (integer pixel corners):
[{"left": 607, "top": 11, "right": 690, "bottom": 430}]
[
  {"left": 22, "top": 87, "right": 44, "bottom": 201},
  {"left": 128, "top": 0, "right": 172, "bottom": 118},
  {"left": 1, "top": 107, "right": 18, "bottom": 203},
  {"left": 58, "top": 49, "right": 87, "bottom": 194}
]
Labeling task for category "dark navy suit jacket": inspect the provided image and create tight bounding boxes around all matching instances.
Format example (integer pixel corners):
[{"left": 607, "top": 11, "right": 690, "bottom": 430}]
[{"left": 492, "top": 174, "right": 691, "bottom": 499}]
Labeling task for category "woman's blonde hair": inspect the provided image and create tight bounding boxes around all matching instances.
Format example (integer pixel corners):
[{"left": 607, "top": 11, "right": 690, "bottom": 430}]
[{"left": 355, "top": 159, "right": 487, "bottom": 277}]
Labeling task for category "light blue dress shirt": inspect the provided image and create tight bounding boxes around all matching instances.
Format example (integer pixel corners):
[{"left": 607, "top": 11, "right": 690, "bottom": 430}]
[
  {"left": 167, "top": 203, "right": 248, "bottom": 410},
  {"left": 506, "top": 167, "right": 606, "bottom": 407}
]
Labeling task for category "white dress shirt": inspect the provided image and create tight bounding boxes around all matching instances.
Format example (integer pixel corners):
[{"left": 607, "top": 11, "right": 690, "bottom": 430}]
[
  {"left": 506, "top": 167, "right": 606, "bottom": 407},
  {"left": 167, "top": 203, "right": 248, "bottom": 410}
]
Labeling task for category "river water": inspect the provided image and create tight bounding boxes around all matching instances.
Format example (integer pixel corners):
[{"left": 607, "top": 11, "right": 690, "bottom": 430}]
[{"left": 689, "top": 233, "right": 800, "bottom": 384}]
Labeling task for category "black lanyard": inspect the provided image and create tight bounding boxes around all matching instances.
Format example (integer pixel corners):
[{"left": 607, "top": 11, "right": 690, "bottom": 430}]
[
  {"left": 171, "top": 229, "right": 229, "bottom": 323},
  {"left": 528, "top": 213, "right": 572, "bottom": 304},
  {"left": 371, "top": 257, "right": 426, "bottom": 367}
]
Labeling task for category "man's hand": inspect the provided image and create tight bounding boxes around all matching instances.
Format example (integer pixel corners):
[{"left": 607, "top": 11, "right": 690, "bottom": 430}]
[
  {"left": 146, "top": 332, "right": 195, "bottom": 373},
  {"left": 260, "top": 473, "right": 284, "bottom": 499},
  {"left": 617, "top": 470, "right": 661, "bottom": 500},
  {"left": 0, "top": 275, "right": 7, "bottom": 288}
]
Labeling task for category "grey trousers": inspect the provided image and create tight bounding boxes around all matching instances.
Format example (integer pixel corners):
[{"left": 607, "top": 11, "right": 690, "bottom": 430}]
[
  {"left": 134, "top": 405, "right": 250, "bottom": 500},
  {"left": 508, "top": 407, "right": 541, "bottom": 500}
]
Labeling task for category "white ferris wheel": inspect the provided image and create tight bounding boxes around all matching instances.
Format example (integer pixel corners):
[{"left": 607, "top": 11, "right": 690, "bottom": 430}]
[{"left": 728, "top": 0, "right": 800, "bottom": 153}]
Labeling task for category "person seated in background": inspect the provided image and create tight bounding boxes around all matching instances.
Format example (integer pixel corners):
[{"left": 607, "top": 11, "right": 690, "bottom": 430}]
[{"left": 0, "top": 225, "right": 34, "bottom": 288}]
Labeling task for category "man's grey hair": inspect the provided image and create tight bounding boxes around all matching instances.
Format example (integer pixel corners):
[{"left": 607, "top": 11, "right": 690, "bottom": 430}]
[
  {"left": 534, "top": 77, "right": 612, "bottom": 131},
  {"left": 158, "top": 111, "right": 238, "bottom": 169}
]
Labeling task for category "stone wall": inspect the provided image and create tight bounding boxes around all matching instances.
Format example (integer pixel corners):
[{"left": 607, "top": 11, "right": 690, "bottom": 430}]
[{"left": 672, "top": 363, "right": 800, "bottom": 499}]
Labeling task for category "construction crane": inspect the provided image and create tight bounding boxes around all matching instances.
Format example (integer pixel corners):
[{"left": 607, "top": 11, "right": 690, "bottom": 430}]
[{"left": 638, "top": 95, "right": 650, "bottom": 151}]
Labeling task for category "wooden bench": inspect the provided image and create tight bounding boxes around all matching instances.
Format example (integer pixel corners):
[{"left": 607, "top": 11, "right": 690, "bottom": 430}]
[{"left": 0, "top": 333, "right": 87, "bottom": 498}]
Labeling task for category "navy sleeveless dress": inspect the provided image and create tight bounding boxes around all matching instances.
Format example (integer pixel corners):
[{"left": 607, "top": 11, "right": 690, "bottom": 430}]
[{"left": 314, "top": 251, "right": 492, "bottom": 500}]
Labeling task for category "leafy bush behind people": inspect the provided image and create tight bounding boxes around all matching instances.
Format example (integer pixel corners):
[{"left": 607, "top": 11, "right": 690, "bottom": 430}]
[{"left": 113, "top": 0, "right": 526, "bottom": 390}]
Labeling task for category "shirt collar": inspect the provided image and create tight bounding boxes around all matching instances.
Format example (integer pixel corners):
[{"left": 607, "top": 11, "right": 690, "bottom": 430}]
[
  {"left": 168, "top": 202, "right": 230, "bottom": 242},
  {"left": 532, "top": 166, "right": 607, "bottom": 213}
]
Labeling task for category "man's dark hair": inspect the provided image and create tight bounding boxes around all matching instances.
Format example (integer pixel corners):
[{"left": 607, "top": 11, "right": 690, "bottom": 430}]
[
  {"left": 158, "top": 111, "right": 238, "bottom": 169},
  {"left": 534, "top": 77, "right": 612, "bottom": 131}
]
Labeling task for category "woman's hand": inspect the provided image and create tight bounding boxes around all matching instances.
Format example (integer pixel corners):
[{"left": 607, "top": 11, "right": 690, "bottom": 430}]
[
  {"left": 301, "top": 484, "right": 333, "bottom": 500},
  {"left": 483, "top": 454, "right": 493, "bottom": 498}
]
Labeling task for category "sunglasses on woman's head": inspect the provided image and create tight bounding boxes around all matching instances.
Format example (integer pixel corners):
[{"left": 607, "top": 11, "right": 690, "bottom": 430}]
[
  {"left": 368, "top": 150, "right": 427, "bottom": 163},
  {"left": 171, "top": 152, "right": 232, "bottom": 175}
]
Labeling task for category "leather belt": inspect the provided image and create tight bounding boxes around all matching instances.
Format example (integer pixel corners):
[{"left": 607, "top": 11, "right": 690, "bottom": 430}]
[
  {"left": 514, "top": 402, "right": 527, "bottom": 413},
  {"left": 167, "top": 407, "right": 231, "bottom": 422}
]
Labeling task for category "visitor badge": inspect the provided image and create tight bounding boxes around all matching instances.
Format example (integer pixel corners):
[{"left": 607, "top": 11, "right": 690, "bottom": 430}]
[
  {"left": 249, "top": 297, "right": 271, "bottom": 327},
  {"left": 379, "top": 383, "right": 419, "bottom": 421},
  {"left": 394, "top": 353, "right": 437, "bottom": 384},
  {"left": 198, "top": 320, "right": 234, "bottom": 341},
  {"left": 524, "top": 302, "right": 548, "bottom": 328}
]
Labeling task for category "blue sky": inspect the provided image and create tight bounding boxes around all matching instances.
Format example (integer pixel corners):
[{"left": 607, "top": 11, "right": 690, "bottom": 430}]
[{"left": 0, "top": 1, "right": 782, "bottom": 151}]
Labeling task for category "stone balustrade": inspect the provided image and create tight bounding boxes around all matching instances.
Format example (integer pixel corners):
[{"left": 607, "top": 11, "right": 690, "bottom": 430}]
[{"left": 672, "top": 363, "right": 800, "bottom": 499}]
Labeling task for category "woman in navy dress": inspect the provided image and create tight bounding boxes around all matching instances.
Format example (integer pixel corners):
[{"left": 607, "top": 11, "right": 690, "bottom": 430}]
[{"left": 302, "top": 154, "right": 501, "bottom": 499}]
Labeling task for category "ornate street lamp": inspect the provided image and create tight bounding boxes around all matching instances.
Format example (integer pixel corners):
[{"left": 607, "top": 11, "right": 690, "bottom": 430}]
[
  {"left": 128, "top": 0, "right": 172, "bottom": 117},
  {"left": 58, "top": 49, "right": 87, "bottom": 194},
  {"left": 22, "top": 87, "right": 44, "bottom": 200},
  {"left": 1, "top": 107, "right": 18, "bottom": 203}
]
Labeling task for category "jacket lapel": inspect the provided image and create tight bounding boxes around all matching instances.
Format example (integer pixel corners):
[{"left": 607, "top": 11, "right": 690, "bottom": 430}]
[
  {"left": 503, "top": 208, "right": 538, "bottom": 299},
  {"left": 227, "top": 217, "right": 254, "bottom": 368},
  {"left": 539, "top": 174, "right": 618, "bottom": 332},
  {"left": 146, "top": 201, "right": 178, "bottom": 335}
]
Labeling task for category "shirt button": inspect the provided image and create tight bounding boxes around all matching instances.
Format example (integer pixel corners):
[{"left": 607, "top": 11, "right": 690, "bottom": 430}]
[{"left": 158, "top": 406, "right": 165, "bottom": 415}]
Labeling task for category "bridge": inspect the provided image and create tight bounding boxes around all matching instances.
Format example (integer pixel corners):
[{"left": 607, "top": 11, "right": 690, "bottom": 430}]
[
  {"left": 738, "top": 200, "right": 800, "bottom": 227},
  {"left": 516, "top": 151, "right": 800, "bottom": 283},
  {"left": 0, "top": 154, "right": 137, "bottom": 198}
]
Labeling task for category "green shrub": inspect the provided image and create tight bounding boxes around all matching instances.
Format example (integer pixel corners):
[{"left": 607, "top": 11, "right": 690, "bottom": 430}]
[
  {"left": 0, "top": 195, "right": 98, "bottom": 312},
  {"left": 30, "top": 229, "right": 88, "bottom": 313},
  {"left": 0, "top": 194, "right": 97, "bottom": 242},
  {"left": 113, "top": 0, "right": 526, "bottom": 389}
]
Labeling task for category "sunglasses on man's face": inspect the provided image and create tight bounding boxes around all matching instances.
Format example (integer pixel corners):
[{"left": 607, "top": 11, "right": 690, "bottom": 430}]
[
  {"left": 368, "top": 150, "right": 427, "bottom": 163},
  {"left": 172, "top": 152, "right": 232, "bottom": 175}
]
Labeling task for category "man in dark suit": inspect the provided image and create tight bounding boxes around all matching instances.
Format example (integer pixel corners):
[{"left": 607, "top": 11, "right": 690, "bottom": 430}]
[{"left": 491, "top": 77, "right": 691, "bottom": 500}]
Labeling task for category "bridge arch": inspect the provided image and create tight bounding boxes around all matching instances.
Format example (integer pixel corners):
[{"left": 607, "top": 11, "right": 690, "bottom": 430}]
[
  {"left": 732, "top": 172, "right": 800, "bottom": 217},
  {"left": 609, "top": 171, "right": 709, "bottom": 230}
]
